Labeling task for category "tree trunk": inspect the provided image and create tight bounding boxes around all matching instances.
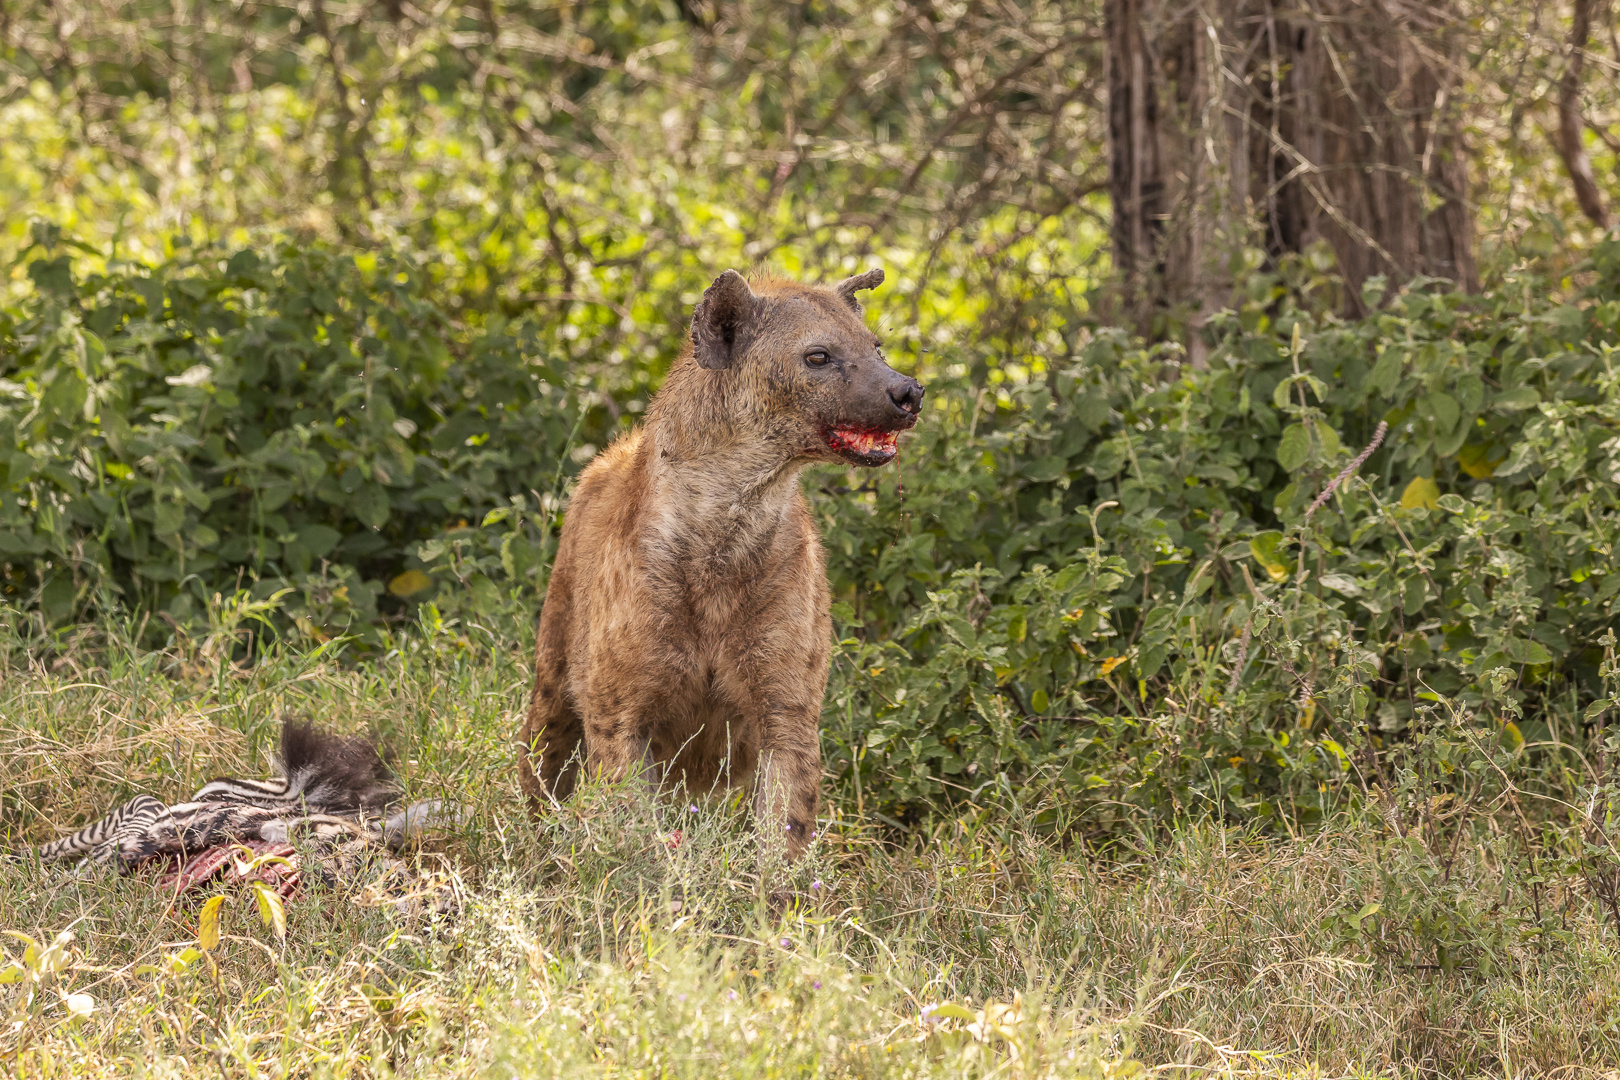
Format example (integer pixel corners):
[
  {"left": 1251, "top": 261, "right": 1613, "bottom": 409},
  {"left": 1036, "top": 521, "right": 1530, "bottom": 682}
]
[
  {"left": 1105, "top": 0, "right": 1218, "bottom": 359},
  {"left": 1105, "top": 0, "right": 1163, "bottom": 334},
  {"left": 1558, "top": 0, "right": 1609, "bottom": 228},
  {"left": 1106, "top": 0, "right": 1477, "bottom": 331}
]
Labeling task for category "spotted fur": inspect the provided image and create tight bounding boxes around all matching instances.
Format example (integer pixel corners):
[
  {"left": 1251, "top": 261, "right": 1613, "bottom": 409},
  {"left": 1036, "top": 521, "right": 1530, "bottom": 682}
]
[{"left": 517, "top": 267, "right": 925, "bottom": 861}]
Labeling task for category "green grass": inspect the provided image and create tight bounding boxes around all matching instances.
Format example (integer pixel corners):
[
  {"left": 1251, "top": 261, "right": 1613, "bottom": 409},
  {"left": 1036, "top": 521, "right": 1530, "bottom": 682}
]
[{"left": 3, "top": 628, "right": 1619, "bottom": 1078}]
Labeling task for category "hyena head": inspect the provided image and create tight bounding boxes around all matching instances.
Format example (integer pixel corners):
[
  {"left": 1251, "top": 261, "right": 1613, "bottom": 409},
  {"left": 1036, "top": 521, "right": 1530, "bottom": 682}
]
[{"left": 685, "top": 267, "right": 925, "bottom": 467}]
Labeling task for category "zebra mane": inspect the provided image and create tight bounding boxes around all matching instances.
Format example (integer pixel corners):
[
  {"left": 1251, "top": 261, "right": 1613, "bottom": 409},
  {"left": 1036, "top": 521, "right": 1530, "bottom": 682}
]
[
  {"left": 25, "top": 718, "right": 409, "bottom": 869},
  {"left": 193, "top": 719, "right": 401, "bottom": 812}
]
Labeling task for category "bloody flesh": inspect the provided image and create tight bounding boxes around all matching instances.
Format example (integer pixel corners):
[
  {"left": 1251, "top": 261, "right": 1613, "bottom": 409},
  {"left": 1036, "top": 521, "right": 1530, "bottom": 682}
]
[{"left": 824, "top": 426, "right": 899, "bottom": 457}]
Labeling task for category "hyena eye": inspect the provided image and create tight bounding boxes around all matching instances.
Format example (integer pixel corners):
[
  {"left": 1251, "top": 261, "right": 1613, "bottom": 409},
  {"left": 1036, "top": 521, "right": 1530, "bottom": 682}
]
[{"left": 804, "top": 350, "right": 830, "bottom": 367}]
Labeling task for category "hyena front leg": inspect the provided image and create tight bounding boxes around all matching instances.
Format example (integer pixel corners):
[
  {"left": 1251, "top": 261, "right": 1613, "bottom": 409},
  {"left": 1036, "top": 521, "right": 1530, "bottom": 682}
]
[
  {"left": 752, "top": 716, "right": 821, "bottom": 862},
  {"left": 581, "top": 700, "right": 663, "bottom": 793}
]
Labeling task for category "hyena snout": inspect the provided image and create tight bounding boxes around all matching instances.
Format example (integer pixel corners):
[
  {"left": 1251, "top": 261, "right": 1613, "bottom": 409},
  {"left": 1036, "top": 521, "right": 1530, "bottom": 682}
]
[
  {"left": 821, "top": 361, "right": 925, "bottom": 465},
  {"left": 843, "top": 355, "right": 924, "bottom": 431},
  {"left": 886, "top": 373, "right": 925, "bottom": 421}
]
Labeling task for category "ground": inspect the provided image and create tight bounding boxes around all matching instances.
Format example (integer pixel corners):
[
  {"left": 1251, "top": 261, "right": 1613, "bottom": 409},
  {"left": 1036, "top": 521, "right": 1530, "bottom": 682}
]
[{"left": 3, "top": 631, "right": 1618, "bottom": 1078}]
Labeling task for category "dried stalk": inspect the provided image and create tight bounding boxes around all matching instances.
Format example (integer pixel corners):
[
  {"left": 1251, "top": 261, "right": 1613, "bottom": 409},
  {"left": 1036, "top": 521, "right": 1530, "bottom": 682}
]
[{"left": 1305, "top": 420, "right": 1389, "bottom": 522}]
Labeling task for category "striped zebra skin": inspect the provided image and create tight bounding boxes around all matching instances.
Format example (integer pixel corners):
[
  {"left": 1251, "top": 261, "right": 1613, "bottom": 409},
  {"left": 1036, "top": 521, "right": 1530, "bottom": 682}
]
[{"left": 23, "top": 720, "right": 408, "bottom": 871}]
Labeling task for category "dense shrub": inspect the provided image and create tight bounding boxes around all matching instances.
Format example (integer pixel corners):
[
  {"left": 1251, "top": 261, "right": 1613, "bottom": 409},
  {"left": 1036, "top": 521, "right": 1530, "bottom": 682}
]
[
  {"left": 4, "top": 236, "right": 1620, "bottom": 828},
  {"left": 817, "top": 249, "right": 1620, "bottom": 825},
  {"left": 0, "top": 235, "right": 609, "bottom": 641}
]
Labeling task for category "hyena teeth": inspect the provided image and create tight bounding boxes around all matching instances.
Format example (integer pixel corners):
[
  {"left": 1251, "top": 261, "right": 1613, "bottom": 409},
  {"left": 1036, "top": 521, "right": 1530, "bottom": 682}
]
[{"left": 828, "top": 427, "right": 899, "bottom": 455}]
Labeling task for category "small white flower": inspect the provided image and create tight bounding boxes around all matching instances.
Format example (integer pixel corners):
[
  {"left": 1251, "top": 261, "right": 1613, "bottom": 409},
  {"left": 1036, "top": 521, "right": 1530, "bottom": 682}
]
[{"left": 165, "top": 364, "right": 212, "bottom": 388}]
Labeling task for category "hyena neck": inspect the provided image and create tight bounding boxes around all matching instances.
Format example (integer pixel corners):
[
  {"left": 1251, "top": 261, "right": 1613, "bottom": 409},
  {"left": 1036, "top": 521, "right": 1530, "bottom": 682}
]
[{"left": 645, "top": 420, "right": 810, "bottom": 569}]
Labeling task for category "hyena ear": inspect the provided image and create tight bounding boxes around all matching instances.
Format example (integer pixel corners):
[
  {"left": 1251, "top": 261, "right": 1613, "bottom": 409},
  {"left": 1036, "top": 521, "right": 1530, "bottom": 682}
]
[
  {"left": 691, "top": 269, "right": 760, "bottom": 370},
  {"left": 833, "top": 267, "right": 885, "bottom": 313}
]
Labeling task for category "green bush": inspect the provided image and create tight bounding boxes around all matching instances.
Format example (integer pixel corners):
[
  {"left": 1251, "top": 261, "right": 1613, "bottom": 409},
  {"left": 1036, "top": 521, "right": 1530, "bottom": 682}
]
[
  {"left": 0, "top": 233, "right": 609, "bottom": 641},
  {"left": 811, "top": 248, "right": 1620, "bottom": 825},
  {"left": 5, "top": 234, "right": 1620, "bottom": 829}
]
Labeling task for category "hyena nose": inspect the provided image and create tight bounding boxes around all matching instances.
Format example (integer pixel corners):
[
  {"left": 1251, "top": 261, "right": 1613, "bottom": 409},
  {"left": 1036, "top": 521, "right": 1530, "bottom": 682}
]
[{"left": 888, "top": 376, "right": 925, "bottom": 418}]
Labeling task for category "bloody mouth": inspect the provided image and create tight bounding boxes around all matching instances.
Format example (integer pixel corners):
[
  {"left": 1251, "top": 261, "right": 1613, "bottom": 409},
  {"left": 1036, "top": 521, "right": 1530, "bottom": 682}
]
[{"left": 824, "top": 426, "right": 900, "bottom": 459}]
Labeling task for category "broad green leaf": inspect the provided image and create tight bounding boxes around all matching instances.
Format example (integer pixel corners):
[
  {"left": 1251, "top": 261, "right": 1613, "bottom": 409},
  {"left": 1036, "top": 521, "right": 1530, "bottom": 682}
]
[
  {"left": 258, "top": 481, "right": 297, "bottom": 513},
  {"left": 1435, "top": 420, "right": 1470, "bottom": 458},
  {"left": 1272, "top": 481, "right": 1299, "bottom": 516},
  {"left": 152, "top": 498, "right": 184, "bottom": 534},
  {"left": 1075, "top": 392, "right": 1109, "bottom": 429},
  {"left": 1276, "top": 423, "right": 1310, "bottom": 471},
  {"left": 298, "top": 524, "right": 343, "bottom": 557},
  {"left": 282, "top": 539, "right": 312, "bottom": 576},
  {"left": 1089, "top": 440, "right": 1127, "bottom": 479},
  {"left": 1315, "top": 421, "right": 1341, "bottom": 459},
  {"left": 352, "top": 483, "right": 390, "bottom": 529},
  {"left": 1021, "top": 456, "right": 1067, "bottom": 482},
  {"left": 40, "top": 575, "right": 75, "bottom": 623},
  {"left": 1369, "top": 349, "right": 1402, "bottom": 394},
  {"left": 1506, "top": 639, "right": 1553, "bottom": 665},
  {"left": 1423, "top": 391, "right": 1460, "bottom": 434},
  {"left": 1318, "top": 573, "right": 1362, "bottom": 596},
  {"left": 1191, "top": 462, "right": 1239, "bottom": 483},
  {"left": 1493, "top": 386, "right": 1540, "bottom": 411},
  {"left": 1456, "top": 373, "right": 1484, "bottom": 414},
  {"left": 226, "top": 249, "right": 262, "bottom": 279},
  {"left": 1273, "top": 378, "right": 1296, "bottom": 410}
]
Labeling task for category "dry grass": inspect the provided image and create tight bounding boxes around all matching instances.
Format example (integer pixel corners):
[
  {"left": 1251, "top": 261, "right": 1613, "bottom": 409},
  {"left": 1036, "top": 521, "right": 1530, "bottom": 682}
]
[{"left": 3, "top": 630, "right": 1620, "bottom": 1078}]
